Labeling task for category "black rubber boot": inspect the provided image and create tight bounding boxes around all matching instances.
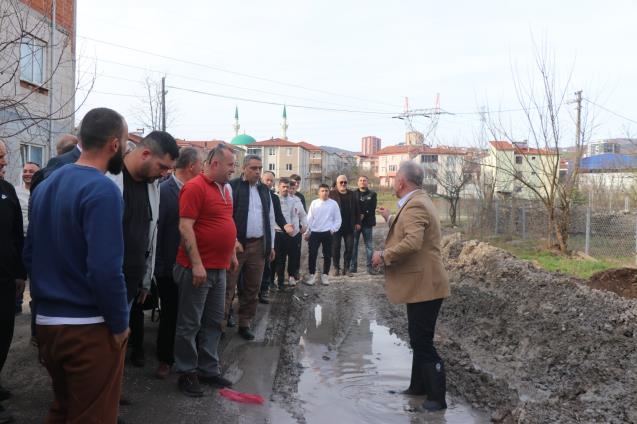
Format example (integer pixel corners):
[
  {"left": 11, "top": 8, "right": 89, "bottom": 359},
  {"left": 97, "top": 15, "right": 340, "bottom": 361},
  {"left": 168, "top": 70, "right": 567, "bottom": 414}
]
[
  {"left": 421, "top": 361, "right": 447, "bottom": 411},
  {"left": 401, "top": 357, "right": 426, "bottom": 395}
]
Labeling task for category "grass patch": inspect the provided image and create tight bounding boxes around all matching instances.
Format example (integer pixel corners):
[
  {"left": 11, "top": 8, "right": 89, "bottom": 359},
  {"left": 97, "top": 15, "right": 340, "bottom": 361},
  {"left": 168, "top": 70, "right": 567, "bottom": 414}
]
[{"left": 488, "top": 239, "right": 622, "bottom": 279}]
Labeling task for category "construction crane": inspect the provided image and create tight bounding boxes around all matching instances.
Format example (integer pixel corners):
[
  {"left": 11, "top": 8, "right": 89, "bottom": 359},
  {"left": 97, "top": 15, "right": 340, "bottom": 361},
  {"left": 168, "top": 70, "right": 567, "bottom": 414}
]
[{"left": 392, "top": 94, "right": 452, "bottom": 144}]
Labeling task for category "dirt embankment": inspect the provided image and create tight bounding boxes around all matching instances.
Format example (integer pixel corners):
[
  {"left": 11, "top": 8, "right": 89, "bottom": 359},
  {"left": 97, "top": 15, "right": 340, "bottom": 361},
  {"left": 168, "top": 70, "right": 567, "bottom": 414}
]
[
  {"left": 439, "top": 234, "right": 637, "bottom": 423},
  {"left": 588, "top": 268, "right": 637, "bottom": 299}
]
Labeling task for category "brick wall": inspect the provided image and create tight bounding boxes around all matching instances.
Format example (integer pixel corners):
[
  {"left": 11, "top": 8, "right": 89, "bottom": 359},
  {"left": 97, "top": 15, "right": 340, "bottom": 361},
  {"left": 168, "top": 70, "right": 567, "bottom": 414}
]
[{"left": 20, "top": 0, "right": 74, "bottom": 33}]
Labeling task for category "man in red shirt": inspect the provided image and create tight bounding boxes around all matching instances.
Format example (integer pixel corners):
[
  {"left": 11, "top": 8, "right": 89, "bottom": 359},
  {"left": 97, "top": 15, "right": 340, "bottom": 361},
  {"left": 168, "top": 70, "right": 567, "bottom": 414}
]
[{"left": 173, "top": 143, "right": 238, "bottom": 397}]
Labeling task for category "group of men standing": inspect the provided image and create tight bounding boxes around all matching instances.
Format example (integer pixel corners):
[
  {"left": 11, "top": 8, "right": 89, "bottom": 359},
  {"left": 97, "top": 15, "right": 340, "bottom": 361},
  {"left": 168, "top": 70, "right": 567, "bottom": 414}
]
[{"left": 0, "top": 106, "right": 449, "bottom": 422}]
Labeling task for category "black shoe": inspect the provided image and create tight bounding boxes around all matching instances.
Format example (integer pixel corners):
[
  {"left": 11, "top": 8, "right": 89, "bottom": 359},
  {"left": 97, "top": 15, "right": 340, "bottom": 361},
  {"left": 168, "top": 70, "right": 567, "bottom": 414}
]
[
  {"left": 178, "top": 373, "right": 204, "bottom": 398},
  {"left": 401, "top": 357, "right": 426, "bottom": 396},
  {"left": 199, "top": 374, "right": 233, "bottom": 388},
  {"left": 421, "top": 361, "right": 447, "bottom": 411},
  {"left": 0, "top": 386, "right": 10, "bottom": 401},
  {"left": 258, "top": 292, "right": 270, "bottom": 304},
  {"left": 0, "top": 403, "right": 13, "bottom": 424},
  {"left": 367, "top": 266, "right": 378, "bottom": 275},
  {"left": 238, "top": 327, "right": 255, "bottom": 341},
  {"left": 119, "top": 395, "right": 132, "bottom": 406},
  {"left": 227, "top": 312, "right": 236, "bottom": 328},
  {"left": 130, "top": 349, "right": 145, "bottom": 367}
]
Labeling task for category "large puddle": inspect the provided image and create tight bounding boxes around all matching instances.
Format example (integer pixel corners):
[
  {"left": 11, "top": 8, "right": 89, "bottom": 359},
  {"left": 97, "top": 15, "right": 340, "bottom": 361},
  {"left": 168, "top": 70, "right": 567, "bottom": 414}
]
[{"left": 294, "top": 305, "right": 490, "bottom": 424}]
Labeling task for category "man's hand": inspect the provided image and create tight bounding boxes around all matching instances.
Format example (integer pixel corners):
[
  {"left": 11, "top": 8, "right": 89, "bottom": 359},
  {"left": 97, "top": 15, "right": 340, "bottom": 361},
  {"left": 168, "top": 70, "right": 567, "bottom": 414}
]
[
  {"left": 300, "top": 225, "right": 307, "bottom": 234},
  {"left": 15, "top": 279, "right": 26, "bottom": 299},
  {"left": 112, "top": 328, "right": 130, "bottom": 349},
  {"left": 192, "top": 263, "right": 207, "bottom": 287},
  {"left": 235, "top": 240, "right": 244, "bottom": 253},
  {"left": 136, "top": 288, "right": 149, "bottom": 304},
  {"left": 229, "top": 254, "right": 239, "bottom": 273},
  {"left": 378, "top": 207, "right": 390, "bottom": 222},
  {"left": 303, "top": 232, "right": 310, "bottom": 241},
  {"left": 269, "top": 248, "right": 276, "bottom": 262},
  {"left": 284, "top": 224, "right": 294, "bottom": 235},
  {"left": 372, "top": 250, "right": 384, "bottom": 267},
  {"left": 355, "top": 224, "right": 362, "bottom": 232}
]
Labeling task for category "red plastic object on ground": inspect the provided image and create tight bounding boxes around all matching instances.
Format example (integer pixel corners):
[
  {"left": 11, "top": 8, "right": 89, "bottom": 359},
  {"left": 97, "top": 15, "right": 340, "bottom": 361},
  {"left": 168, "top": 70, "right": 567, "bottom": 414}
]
[{"left": 218, "top": 388, "right": 265, "bottom": 405}]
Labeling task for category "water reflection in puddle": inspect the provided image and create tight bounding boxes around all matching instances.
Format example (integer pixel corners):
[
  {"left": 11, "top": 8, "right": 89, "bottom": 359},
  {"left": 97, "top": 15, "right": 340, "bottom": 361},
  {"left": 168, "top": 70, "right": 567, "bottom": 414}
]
[{"left": 295, "top": 305, "right": 489, "bottom": 424}]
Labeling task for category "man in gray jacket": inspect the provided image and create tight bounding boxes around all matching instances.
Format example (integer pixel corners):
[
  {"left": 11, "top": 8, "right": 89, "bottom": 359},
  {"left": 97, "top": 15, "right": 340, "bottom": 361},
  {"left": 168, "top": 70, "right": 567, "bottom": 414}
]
[{"left": 108, "top": 131, "right": 179, "bottom": 367}]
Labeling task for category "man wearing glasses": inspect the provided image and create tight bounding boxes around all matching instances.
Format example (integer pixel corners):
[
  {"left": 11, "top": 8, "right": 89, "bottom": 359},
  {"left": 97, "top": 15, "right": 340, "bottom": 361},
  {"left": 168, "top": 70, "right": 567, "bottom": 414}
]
[{"left": 328, "top": 175, "right": 361, "bottom": 277}]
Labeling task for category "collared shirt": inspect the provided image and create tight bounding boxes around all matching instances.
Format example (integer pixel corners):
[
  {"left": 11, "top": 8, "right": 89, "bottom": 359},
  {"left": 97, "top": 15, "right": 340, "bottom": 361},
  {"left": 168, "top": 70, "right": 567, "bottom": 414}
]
[
  {"left": 172, "top": 173, "right": 184, "bottom": 190},
  {"left": 397, "top": 189, "right": 419, "bottom": 209},
  {"left": 244, "top": 182, "right": 276, "bottom": 248}
]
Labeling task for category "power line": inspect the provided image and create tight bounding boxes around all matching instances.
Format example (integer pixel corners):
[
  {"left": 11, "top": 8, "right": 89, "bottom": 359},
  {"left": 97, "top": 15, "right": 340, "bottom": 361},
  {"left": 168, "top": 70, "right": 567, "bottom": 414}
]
[
  {"left": 78, "top": 35, "right": 402, "bottom": 109},
  {"left": 583, "top": 98, "right": 637, "bottom": 126},
  {"left": 165, "top": 85, "right": 397, "bottom": 115}
]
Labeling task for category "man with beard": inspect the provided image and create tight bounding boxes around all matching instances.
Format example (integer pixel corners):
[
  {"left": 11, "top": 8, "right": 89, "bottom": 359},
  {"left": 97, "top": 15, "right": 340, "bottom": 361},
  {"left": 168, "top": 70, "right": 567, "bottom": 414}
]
[
  {"left": 24, "top": 108, "right": 130, "bottom": 423},
  {"left": 108, "top": 131, "right": 179, "bottom": 367}
]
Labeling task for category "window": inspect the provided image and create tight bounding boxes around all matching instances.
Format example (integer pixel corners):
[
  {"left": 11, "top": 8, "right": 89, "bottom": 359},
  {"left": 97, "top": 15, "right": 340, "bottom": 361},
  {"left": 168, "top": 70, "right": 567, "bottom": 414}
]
[
  {"left": 422, "top": 155, "right": 438, "bottom": 163},
  {"left": 286, "top": 148, "right": 292, "bottom": 156},
  {"left": 268, "top": 148, "right": 275, "bottom": 155},
  {"left": 424, "top": 169, "right": 437, "bottom": 179},
  {"left": 20, "top": 35, "right": 46, "bottom": 86},
  {"left": 285, "top": 163, "right": 293, "bottom": 171},
  {"left": 388, "top": 165, "right": 397, "bottom": 172},
  {"left": 515, "top": 156, "right": 523, "bottom": 165},
  {"left": 20, "top": 144, "right": 44, "bottom": 167},
  {"left": 531, "top": 156, "right": 536, "bottom": 161},
  {"left": 247, "top": 148, "right": 261, "bottom": 156},
  {"left": 268, "top": 163, "right": 275, "bottom": 171}
]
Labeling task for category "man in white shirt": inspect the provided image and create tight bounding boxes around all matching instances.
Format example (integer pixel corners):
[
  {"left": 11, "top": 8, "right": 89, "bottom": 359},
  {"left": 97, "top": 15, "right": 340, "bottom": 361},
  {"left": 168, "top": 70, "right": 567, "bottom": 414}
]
[
  {"left": 274, "top": 178, "right": 307, "bottom": 288},
  {"left": 15, "top": 161, "right": 40, "bottom": 235},
  {"left": 303, "top": 184, "right": 342, "bottom": 286}
]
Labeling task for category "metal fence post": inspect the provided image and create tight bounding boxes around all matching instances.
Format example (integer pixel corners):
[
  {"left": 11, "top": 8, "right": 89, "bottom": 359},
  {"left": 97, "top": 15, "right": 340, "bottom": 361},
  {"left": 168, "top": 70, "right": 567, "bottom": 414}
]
[
  {"left": 585, "top": 205, "right": 591, "bottom": 256},
  {"left": 522, "top": 206, "right": 527, "bottom": 240},
  {"left": 495, "top": 199, "right": 499, "bottom": 235},
  {"left": 635, "top": 214, "right": 637, "bottom": 266}
]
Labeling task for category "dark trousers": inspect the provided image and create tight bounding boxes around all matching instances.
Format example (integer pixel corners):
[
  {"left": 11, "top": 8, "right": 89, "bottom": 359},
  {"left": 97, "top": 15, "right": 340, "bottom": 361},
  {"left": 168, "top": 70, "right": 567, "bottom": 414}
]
[
  {"left": 331, "top": 229, "right": 354, "bottom": 271},
  {"left": 351, "top": 226, "right": 374, "bottom": 271},
  {"left": 288, "top": 233, "right": 302, "bottom": 279},
  {"left": 260, "top": 260, "right": 272, "bottom": 295},
  {"left": 274, "top": 232, "right": 295, "bottom": 285},
  {"left": 156, "top": 275, "right": 178, "bottom": 365},
  {"left": 37, "top": 323, "right": 126, "bottom": 423},
  {"left": 308, "top": 231, "right": 332, "bottom": 275},
  {"left": 129, "top": 301, "right": 144, "bottom": 353},
  {"left": 407, "top": 298, "right": 443, "bottom": 363},
  {"left": 0, "top": 280, "right": 16, "bottom": 375}
]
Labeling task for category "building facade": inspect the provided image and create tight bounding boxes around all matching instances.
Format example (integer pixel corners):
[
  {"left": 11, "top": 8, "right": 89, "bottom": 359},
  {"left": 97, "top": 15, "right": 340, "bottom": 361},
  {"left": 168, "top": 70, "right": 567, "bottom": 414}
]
[
  {"left": 361, "top": 135, "right": 381, "bottom": 156},
  {"left": 0, "top": 0, "right": 77, "bottom": 185},
  {"left": 246, "top": 138, "right": 310, "bottom": 188}
]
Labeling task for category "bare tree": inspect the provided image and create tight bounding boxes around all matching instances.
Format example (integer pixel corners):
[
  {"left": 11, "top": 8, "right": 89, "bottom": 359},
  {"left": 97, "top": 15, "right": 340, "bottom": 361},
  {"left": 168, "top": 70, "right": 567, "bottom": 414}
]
[
  {"left": 132, "top": 76, "right": 176, "bottom": 133},
  {"left": 434, "top": 154, "right": 475, "bottom": 227},
  {"left": 480, "top": 42, "right": 593, "bottom": 253},
  {"left": 0, "top": 0, "right": 93, "bottom": 140}
]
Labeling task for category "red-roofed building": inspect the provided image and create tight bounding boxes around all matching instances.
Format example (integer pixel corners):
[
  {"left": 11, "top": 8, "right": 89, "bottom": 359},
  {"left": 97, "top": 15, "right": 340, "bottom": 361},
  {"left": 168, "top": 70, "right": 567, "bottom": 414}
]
[{"left": 244, "top": 138, "right": 311, "bottom": 188}]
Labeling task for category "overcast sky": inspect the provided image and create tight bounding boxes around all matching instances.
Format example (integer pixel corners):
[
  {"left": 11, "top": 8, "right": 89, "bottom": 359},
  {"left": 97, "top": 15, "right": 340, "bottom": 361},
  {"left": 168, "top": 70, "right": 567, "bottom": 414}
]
[{"left": 76, "top": 0, "right": 637, "bottom": 152}]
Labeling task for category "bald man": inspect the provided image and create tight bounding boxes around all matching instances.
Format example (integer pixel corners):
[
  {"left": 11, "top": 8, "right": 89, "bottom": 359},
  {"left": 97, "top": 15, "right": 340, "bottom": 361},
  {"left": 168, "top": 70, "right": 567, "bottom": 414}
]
[{"left": 56, "top": 134, "right": 79, "bottom": 155}]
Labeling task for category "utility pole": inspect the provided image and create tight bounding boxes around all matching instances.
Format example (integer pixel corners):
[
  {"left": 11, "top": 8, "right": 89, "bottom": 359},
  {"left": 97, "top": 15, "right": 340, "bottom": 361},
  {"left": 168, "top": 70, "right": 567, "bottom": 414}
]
[
  {"left": 161, "top": 76, "right": 166, "bottom": 132},
  {"left": 574, "top": 90, "right": 583, "bottom": 153}
]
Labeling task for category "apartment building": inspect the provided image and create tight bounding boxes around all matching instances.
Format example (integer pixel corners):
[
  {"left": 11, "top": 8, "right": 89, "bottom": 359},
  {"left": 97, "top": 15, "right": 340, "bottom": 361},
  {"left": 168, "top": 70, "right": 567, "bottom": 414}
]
[
  {"left": 0, "top": 0, "right": 77, "bottom": 185},
  {"left": 246, "top": 138, "right": 310, "bottom": 188}
]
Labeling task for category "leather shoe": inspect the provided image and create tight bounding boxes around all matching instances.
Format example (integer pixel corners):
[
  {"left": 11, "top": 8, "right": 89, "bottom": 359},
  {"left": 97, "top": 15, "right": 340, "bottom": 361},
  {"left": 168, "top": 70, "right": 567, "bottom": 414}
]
[
  {"left": 155, "top": 363, "right": 171, "bottom": 380},
  {"left": 199, "top": 374, "right": 233, "bottom": 388},
  {"left": 238, "top": 327, "right": 255, "bottom": 341},
  {"left": 258, "top": 292, "right": 270, "bottom": 304},
  {"left": 227, "top": 312, "right": 236, "bottom": 328},
  {"left": 178, "top": 373, "right": 204, "bottom": 398}
]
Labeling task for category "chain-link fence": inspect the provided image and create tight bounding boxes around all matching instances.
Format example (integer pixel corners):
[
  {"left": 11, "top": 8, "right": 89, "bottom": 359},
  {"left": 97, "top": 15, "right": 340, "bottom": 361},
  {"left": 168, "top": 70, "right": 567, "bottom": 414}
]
[{"left": 431, "top": 196, "right": 637, "bottom": 268}]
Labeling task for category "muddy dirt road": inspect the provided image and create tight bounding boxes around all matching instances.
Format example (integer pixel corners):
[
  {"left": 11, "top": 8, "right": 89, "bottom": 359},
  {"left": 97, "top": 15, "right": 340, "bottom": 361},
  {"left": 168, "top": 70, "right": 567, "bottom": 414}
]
[{"left": 3, "top": 224, "right": 636, "bottom": 423}]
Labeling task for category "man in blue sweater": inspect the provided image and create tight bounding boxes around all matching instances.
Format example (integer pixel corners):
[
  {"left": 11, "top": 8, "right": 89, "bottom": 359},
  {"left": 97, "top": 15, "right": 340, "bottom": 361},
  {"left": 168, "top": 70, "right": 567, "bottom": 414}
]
[{"left": 23, "top": 107, "right": 130, "bottom": 424}]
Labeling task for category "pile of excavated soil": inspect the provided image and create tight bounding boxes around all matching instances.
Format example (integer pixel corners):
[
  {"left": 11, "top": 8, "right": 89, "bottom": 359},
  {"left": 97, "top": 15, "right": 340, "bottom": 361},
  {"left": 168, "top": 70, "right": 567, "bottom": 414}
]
[
  {"left": 440, "top": 233, "right": 637, "bottom": 423},
  {"left": 588, "top": 267, "right": 637, "bottom": 299}
]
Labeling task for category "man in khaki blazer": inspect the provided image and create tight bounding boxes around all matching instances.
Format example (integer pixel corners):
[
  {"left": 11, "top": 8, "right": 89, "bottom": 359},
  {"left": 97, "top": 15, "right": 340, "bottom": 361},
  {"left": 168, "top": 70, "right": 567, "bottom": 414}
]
[{"left": 372, "top": 160, "right": 450, "bottom": 412}]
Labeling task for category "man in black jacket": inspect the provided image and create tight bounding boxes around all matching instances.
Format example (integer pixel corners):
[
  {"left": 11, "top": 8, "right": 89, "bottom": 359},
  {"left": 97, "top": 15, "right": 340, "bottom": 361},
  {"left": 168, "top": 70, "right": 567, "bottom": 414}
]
[
  {"left": 0, "top": 140, "right": 27, "bottom": 423},
  {"left": 351, "top": 175, "right": 378, "bottom": 275},
  {"left": 29, "top": 134, "right": 80, "bottom": 195},
  {"left": 225, "top": 156, "right": 276, "bottom": 341},
  {"left": 154, "top": 147, "right": 202, "bottom": 379},
  {"left": 259, "top": 171, "right": 290, "bottom": 303},
  {"left": 329, "top": 175, "right": 361, "bottom": 277}
]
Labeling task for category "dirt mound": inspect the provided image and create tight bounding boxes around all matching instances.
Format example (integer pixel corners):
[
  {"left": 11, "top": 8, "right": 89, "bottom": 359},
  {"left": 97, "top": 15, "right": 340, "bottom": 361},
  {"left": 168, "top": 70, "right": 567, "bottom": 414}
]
[
  {"left": 440, "top": 234, "right": 637, "bottom": 423},
  {"left": 588, "top": 267, "right": 637, "bottom": 299}
]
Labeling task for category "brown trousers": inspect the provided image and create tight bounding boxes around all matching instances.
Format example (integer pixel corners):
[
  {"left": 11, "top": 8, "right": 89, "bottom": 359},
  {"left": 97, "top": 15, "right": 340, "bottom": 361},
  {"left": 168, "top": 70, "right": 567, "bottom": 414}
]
[
  {"left": 225, "top": 238, "right": 266, "bottom": 328},
  {"left": 37, "top": 323, "right": 127, "bottom": 424}
]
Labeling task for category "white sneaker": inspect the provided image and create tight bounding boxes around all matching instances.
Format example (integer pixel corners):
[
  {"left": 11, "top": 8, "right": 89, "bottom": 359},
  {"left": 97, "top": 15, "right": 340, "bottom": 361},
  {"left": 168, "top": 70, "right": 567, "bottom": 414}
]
[
  {"left": 288, "top": 276, "right": 297, "bottom": 287},
  {"left": 305, "top": 274, "right": 316, "bottom": 286},
  {"left": 321, "top": 274, "right": 330, "bottom": 286}
]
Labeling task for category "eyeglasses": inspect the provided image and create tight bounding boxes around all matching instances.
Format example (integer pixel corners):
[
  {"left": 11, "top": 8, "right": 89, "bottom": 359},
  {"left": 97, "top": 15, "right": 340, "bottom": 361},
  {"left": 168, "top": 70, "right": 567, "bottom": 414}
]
[{"left": 339, "top": 181, "right": 347, "bottom": 185}]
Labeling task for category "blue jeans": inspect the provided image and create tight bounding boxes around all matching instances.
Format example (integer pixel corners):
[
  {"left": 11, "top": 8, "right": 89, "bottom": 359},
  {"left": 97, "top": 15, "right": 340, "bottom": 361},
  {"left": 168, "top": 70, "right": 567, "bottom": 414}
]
[
  {"left": 351, "top": 226, "right": 373, "bottom": 271},
  {"left": 173, "top": 264, "right": 226, "bottom": 377}
]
